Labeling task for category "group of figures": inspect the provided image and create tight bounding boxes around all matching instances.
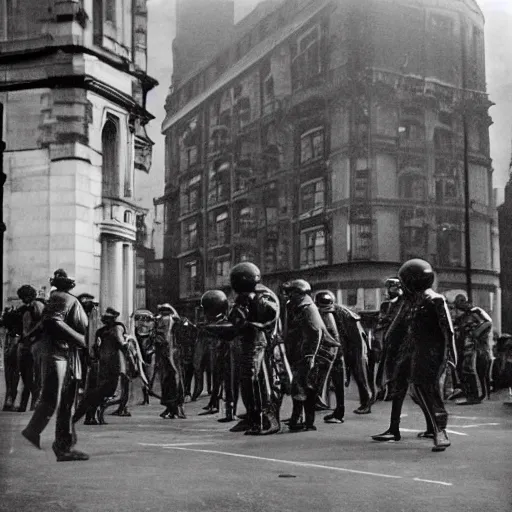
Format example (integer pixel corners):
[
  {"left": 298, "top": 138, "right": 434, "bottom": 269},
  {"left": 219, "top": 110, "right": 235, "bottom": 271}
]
[{"left": 2, "top": 259, "right": 512, "bottom": 462}]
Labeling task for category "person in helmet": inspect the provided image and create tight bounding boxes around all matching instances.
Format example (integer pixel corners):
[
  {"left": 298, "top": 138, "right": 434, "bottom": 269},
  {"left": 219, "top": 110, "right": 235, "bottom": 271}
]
[
  {"left": 132, "top": 309, "right": 156, "bottom": 405},
  {"left": 199, "top": 290, "right": 239, "bottom": 421},
  {"left": 374, "top": 278, "right": 404, "bottom": 400},
  {"left": 282, "top": 280, "right": 339, "bottom": 432},
  {"left": 314, "top": 290, "right": 345, "bottom": 424},
  {"left": 1, "top": 306, "right": 23, "bottom": 411},
  {"left": 22, "top": 269, "right": 89, "bottom": 462},
  {"left": 228, "top": 262, "right": 281, "bottom": 435},
  {"left": 154, "top": 303, "right": 186, "bottom": 419},
  {"left": 72, "top": 307, "right": 130, "bottom": 426},
  {"left": 372, "top": 259, "right": 456, "bottom": 452},
  {"left": 452, "top": 294, "right": 493, "bottom": 405},
  {"left": 15, "top": 285, "right": 45, "bottom": 412}
]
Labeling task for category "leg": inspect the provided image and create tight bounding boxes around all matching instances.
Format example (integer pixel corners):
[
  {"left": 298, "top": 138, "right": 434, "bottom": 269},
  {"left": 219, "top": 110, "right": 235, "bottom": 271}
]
[
  {"left": 459, "top": 347, "right": 482, "bottom": 405},
  {"left": 17, "top": 348, "right": 35, "bottom": 412},
  {"left": 324, "top": 358, "right": 345, "bottom": 423},
  {"left": 371, "top": 386, "right": 407, "bottom": 442},
  {"left": 346, "top": 345, "right": 372, "bottom": 413},
  {"left": 72, "top": 377, "right": 118, "bottom": 424},
  {"left": 304, "top": 389, "right": 317, "bottom": 430}
]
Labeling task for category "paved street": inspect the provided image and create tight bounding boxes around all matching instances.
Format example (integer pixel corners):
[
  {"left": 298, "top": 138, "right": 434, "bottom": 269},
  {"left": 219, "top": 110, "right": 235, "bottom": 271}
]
[{"left": 1, "top": 379, "right": 511, "bottom": 512}]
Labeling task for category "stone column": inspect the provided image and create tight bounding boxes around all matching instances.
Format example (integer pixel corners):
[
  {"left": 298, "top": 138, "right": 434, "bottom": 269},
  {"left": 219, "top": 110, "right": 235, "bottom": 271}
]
[
  {"left": 105, "top": 240, "right": 123, "bottom": 314},
  {"left": 100, "top": 238, "right": 109, "bottom": 312},
  {"left": 122, "top": 243, "right": 134, "bottom": 325}
]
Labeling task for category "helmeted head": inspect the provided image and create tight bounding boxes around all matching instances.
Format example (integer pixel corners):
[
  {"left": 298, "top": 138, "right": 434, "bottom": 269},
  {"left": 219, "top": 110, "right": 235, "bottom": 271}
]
[
  {"left": 384, "top": 277, "right": 402, "bottom": 300},
  {"left": 133, "top": 309, "right": 154, "bottom": 336},
  {"left": 314, "top": 290, "right": 336, "bottom": 309},
  {"left": 50, "top": 269, "right": 76, "bottom": 291},
  {"left": 101, "top": 306, "right": 120, "bottom": 325},
  {"left": 398, "top": 259, "right": 435, "bottom": 294},
  {"left": 201, "top": 290, "right": 229, "bottom": 321},
  {"left": 17, "top": 285, "right": 37, "bottom": 304},
  {"left": 158, "top": 303, "right": 178, "bottom": 317},
  {"left": 454, "top": 294, "right": 471, "bottom": 311},
  {"left": 230, "top": 262, "right": 261, "bottom": 294},
  {"left": 282, "top": 279, "right": 312, "bottom": 304},
  {"left": 77, "top": 293, "right": 97, "bottom": 314}
]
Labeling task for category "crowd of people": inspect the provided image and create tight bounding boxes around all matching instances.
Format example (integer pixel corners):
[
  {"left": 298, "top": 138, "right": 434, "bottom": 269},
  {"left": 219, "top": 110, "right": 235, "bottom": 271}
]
[{"left": 2, "top": 259, "right": 512, "bottom": 463}]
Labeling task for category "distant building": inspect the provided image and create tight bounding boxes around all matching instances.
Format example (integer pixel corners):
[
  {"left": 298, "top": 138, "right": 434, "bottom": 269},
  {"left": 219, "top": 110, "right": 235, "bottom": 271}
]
[
  {"left": 0, "top": 0, "right": 156, "bottom": 320},
  {"left": 498, "top": 171, "right": 512, "bottom": 333},
  {"left": 155, "top": 0, "right": 500, "bottom": 324}
]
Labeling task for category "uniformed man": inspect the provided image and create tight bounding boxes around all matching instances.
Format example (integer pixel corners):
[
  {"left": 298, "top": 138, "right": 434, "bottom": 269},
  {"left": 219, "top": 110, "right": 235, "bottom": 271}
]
[
  {"left": 228, "top": 262, "right": 281, "bottom": 435},
  {"left": 314, "top": 290, "right": 345, "bottom": 424},
  {"left": 133, "top": 309, "right": 156, "bottom": 405},
  {"left": 154, "top": 303, "right": 186, "bottom": 419},
  {"left": 282, "top": 280, "right": 339, "bottom": 432},
  {"left": 16, "top": 285, "right": 45, "bottom": 412},
  {"left": 371, "top": 259, "right": 457, "bottom": 452},
  {"left": 22, "top": 269, "right": 89, "bottom": 461},
  {"left": 374, "top": 278, "right": 404, "bottom": 400},
  {"left": 452, "top": 294, "right": 493, "bottom": 405}
]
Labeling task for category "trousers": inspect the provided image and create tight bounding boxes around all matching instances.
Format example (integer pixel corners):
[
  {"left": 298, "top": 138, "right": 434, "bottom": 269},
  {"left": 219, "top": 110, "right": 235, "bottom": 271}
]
[{"left": 25, "top": 350, "right": 77, "bottom": 452}]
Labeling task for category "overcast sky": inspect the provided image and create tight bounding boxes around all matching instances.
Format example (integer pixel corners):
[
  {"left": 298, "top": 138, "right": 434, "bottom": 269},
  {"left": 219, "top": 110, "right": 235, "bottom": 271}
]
[{"left": 138, "top": 0, "right": 512, "bottom": 208}]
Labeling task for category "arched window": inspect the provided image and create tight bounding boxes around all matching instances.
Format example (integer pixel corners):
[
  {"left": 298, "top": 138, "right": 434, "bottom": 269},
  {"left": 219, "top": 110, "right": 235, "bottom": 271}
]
[
  {"left": 123, "top": 210, "right": 133, "bottom": 224},
  {"left": 102, "top": 119, "right": 119, "bottom": 197}
]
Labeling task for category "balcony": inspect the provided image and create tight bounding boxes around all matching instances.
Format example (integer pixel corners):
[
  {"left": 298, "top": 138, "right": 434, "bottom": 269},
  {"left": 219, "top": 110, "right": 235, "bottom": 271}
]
[{"left": 96, "top": 197, "right": 139, "bottom": 241}]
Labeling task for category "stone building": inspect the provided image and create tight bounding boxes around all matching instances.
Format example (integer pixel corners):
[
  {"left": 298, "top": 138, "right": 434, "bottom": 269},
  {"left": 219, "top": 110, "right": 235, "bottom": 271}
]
[
  {"left": 0, "top": 0, "right": 156, "bottom": 320},
  {"left": 156, "top": 0, "right": 500, "bottom": 324},
  {"left": 498, "top": 168, "right": 512, "bottom": 333}
]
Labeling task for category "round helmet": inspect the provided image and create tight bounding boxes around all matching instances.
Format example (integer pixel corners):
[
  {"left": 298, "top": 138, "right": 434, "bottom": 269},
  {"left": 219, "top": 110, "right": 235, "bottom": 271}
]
[
  {"left": 230, "top": 262, "right": 261, "bottom": 293},
  {"left": 282, "top": 279, "right": 312, "bottom": 296},
  {"left": 201, "top": 290, "right": 229, "bottom": 319},
  {"left": 17, "top": 285, "right": 37, "bottom": 302},
  {"left": 398, "top": 259, "right": 435, "bottom": 293},
  {"left": 315, "top": 290, "right": 335, "bottom": 308},
  {"left": 50, "top": 269, "right": 75, "bottom": 291},
  {"left": 384, "top": 277, "right": 401, "bottom": 289},
  {"left": 454, "top": 294, "right": 469, "bottom": 310}
]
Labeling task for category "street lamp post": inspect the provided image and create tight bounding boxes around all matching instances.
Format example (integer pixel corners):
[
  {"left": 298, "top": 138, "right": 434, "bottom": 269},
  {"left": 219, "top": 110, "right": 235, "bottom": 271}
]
[{"left": 0, "top": 102, "right": 5, "bottom": 311}]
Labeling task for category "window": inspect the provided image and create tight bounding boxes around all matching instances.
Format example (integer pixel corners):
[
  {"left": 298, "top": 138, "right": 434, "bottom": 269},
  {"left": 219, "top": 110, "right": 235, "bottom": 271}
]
[
  {"left": 182, "top": 220, "right": 198, "bottom": 251},
  {"left": 105, "top": 0, "right": 116, "bottom": 23},
  {"left": 399, "top": 174, "right": 426, "bottom": 201},
  {"left": 300, "top": 228, "right": 327, "bottom": 268},
  {"left": 215, "top": 212, "right": 229, "bottom": 246},
  {"left": 437, "top": 214, "right": 462, "bottom": 267},
  {"left": 350, "top": 207, "right": 372, "bottom": 260},
  {"left": 434, "top": 128, "right": 454, "bottom": 153},
  {"left": 401, "top": 209, "right": 428, "bottom": 260},
  {"left": 265, "top": 207, "right": 278, "bottom": 227},
  {"left": 353, "top": 169, "right": 369, "bottom": 200},
  {"left": 300, "top": 127, "right": 324, "bottom": 164},
  {"left": 292, "top": 26, "right": 321, "bottom": 90},
  {"left": 435, "top": 159, "right": 461, "bottom": 205},
  {"left": 101, "top": 118, "right": 119, "bottom": 197},
  {"left": 301, "top": 180, "right": 325, "bottom": 214},
  {"left": 399, "top": 121, "right": 424, "bottom": 144},
  {"left": 183, "top": 260, "right": 200, "bottom": 297},
  {"left": 180, "top": 175, "right": 201, "bottom": 215},
  {"left": 265, "top": 240, "right": 278, "bottom": 272},
  {"left": 236, "top": 206, "right": 256, "bottom": 235},
  {"left": 215, "top": 257, "right": 231, "bottom": 287}
]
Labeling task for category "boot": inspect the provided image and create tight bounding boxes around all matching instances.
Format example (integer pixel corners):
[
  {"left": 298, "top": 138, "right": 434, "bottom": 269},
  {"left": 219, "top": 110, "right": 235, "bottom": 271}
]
[
  {"left": 52, "top": 442, "right": 89, "bottom": 462},
  {"left": 417, "top": 430, "right": 435, "bottom": 439},
  {"left": 353, "top": 403, "right": 372, "bottom": 414},
  {"left": 176, "top": 405, "right": 187, "bottom": 419},
  {"left": 371, "top": 427, "right": 401, "bottom": 442},
  {"left": 432, "top": 430, "right": 450, "bottom": 452},
  {"left": 229, "top": 418, "right": 252, "bottom": 432},
  {"left": 218, "top": 404, "right": 235, "bottom": 423},
  {"left": 259, "top": 409, "right": 281, "bottom": 435},
  {"left": 324, "top": 412, "right": 344, "bottom": 424},
  {"left": 288, "top": 400, "right": 305, "bottom": 431}
]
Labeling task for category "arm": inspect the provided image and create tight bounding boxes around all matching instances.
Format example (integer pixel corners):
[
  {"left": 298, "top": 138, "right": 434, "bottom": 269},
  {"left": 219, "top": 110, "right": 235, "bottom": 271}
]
[{"left": 434, "top": 297, "right": 457, "bottom": 368}]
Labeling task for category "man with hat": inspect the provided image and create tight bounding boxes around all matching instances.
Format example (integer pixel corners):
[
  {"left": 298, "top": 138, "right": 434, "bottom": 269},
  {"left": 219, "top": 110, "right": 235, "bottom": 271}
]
[
  {"left": 72, "top": 307, "right": 129, "bottom": 425},
  {"left": 154, "top": 303, "right": 186, "bottom": 419},
  {"left": 22, "top": 269, "right": 89, "bottom": 461}
]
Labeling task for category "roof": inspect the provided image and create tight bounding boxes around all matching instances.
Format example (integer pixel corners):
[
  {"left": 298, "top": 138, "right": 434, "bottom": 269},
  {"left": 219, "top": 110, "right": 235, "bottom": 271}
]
[{"left": 162, "top": 0, "right": 331, "bottom": 133}]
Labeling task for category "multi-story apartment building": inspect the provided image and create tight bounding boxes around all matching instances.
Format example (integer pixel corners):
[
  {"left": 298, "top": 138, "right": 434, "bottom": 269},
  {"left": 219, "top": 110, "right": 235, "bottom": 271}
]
[
  {"left": 156, "top": 0, "right": 500, "bottom": 324},
  {"left": 0, "top": 0, "right": 156, "bottom": 320}
]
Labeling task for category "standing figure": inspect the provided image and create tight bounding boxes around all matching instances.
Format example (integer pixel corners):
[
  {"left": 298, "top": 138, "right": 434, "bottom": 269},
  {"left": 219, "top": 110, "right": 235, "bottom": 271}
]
[
  {"left": 154, "top": 304, "right": 186, "bottom": 419},
  {"left": 282, "top": 280, "right": 339, "bottom": 432},
  {"left": 314, "top": 291, "right": 345, "bottom": 424},
  {"left": 228, "top": 262, "right": 281, "bottom": 435},
  {"left": 22, "top": 269, "right": 89, "bottom": 462},
  {"left": 133, "top": 309, "right": 155, "bottom": 405},
  {"left": 16, "top": 285, "right": 45, "bottom": 412},
  {"left": 191, "top": 316, "right": 214, "bottom": 402},
  {"left": 374, "top": 278, "right": 404, "bottom": 399},
  {"left": 72, "top": 307, "right": 128, "bottom": 426},
  {"left": 1, "top": 307, "right": 23, "bottom": 411},
  {"left": 372, "top": 259, "right": 456, "bottom": 452},
  {"left": 452, "top": 295, "right": 493, "bottom": 405}
]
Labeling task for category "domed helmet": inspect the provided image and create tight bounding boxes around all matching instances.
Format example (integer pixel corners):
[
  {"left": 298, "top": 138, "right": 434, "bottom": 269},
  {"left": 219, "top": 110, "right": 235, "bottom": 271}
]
[
  {"left": 230, "top": 262, "right": 261, "bottom": 293},
  {"left": 201, "top": 290, "right": 229, "bottom": 319},
  {"left": 384, "top": 277, "right": 402, "bottom": 299},
  {"left": 453, "top": 293, "right": 470, "bottom": 311},
  {"left": 50, "top": 268, "right": 76, "bottom": 291},
  {"left": 398, "top": 259, "right": 435, "bottom": 294},
  {"left": 282, "top": 279, "right": 312, "bottom": 297},
  {"left": 314, "top": 289, "right": 336, "bottom": 308}
]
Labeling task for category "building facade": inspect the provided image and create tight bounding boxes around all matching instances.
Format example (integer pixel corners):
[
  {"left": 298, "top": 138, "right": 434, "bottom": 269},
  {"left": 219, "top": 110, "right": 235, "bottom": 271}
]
[
  {"left": 0, "top": 0, "right": 156, "bottom": 320},
  {"left": 157, "top": 0, "right": 500, "bottom": 324},
  {"left": 498, "top": 171, "right": 512, "bottom": 333}
]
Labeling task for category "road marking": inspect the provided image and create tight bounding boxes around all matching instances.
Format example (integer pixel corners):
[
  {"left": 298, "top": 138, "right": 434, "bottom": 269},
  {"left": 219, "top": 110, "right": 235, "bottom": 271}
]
[
  {"left": 139, "top": 442, "right": 214, "bottom": 447},
  {"left": 413, "top": 478, "right": 453, "bottom": 487},
  {"left": 154, "top": 446, "right": 453, "bottom": 486},
  {"left": 452, "top": 423, "right": 500, "bottom": 428},
  {"left": 400, "top": 428, "right": 468, "bottom": 437},
  {"left": 450, "top": 415, "right": 484, "bottom": 420}
]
